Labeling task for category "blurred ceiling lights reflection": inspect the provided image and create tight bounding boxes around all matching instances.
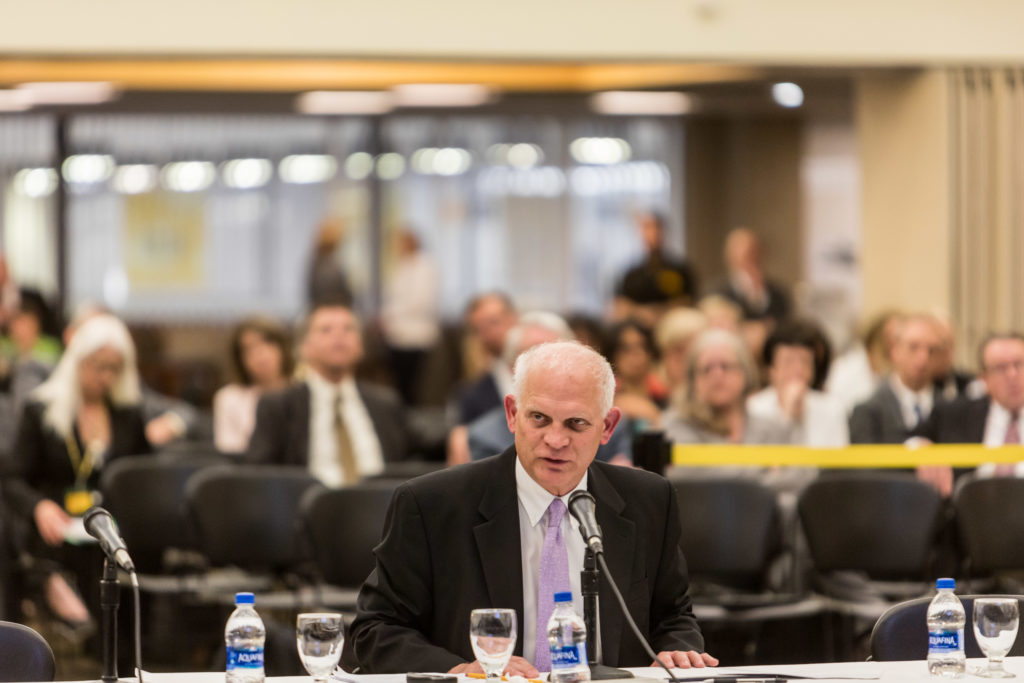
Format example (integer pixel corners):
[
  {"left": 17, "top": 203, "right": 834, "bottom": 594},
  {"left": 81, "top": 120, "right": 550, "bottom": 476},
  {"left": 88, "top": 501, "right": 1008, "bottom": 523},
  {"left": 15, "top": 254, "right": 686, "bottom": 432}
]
[
  {"left": 392, "top": 84, "right": 493, "bottom": 108},
  {"left": 112, "top": 165, "right": 159, "bottom": 195},
  {"left": 589, "top": 91, "right": 693, "bottom": 116},
  {"left": 772, "top": 82, "right": 804, "bottom": 108},
  {"left": 13, "top": 168, "right": 58, "bottom": 198},
  {"left": 477, "top": 166, "right": 566, "bottom": 198},
  {"left": 62, "top": 154, "right": 115, "bottom": 185},
  {"left": 222, "top": 158, "right": 273, "bottom": 189},
  {"left": 570, "top": 162, "right": 669, "bottom": 196},
  {"left": 296, "top": 91, "right": 394, "bottom": 115},
  {"left": 161, "top": 161, "right": 216, "bottom": 193},
  {"left": 569, "top": 137, "right": 632, "bottom": 165},
  {"left": 375, "top": 153, "right": 406, "bottom": 180},
  {"left": 344, "top": 152, "right": 374, "bottom": 180},
  {"left": 279, "top": 155, "right": 337, "bottom": 184},
  {"left": 411, "top": 147, "right": 473, "bottom": 176},
  {"left": 16, "top": 81, "right": 118, "bottom": 105},
  {"left": 488, "top": 143, "right": 545, "bottom": 169},
  {"left": 0, "top": 90, "right": 32, "bottom": 112}
]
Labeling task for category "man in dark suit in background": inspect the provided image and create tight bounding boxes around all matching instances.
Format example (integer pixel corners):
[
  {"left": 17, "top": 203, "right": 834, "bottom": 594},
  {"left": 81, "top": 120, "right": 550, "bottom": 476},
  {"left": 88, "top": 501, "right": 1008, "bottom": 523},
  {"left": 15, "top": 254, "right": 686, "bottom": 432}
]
[
  {"left": 344, "top": 341, "right": 716, "bottom": 674},
  {"left": 916, "top": 332, "right": 1024, "bottom": 476},
  {"left": 247, "top": 302, "right": 408, "bottom": 485},
  {"left": 850, "top": 313, "right": 943, "bottom": 444}
]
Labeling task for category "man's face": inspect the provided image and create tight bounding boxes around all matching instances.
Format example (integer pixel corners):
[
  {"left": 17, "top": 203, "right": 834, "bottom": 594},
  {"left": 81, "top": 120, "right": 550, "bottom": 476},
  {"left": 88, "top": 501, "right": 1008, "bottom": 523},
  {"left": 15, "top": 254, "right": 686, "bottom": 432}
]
[
  {"left": 983, "top": 338, "right": 1024, "bottom": 414},
  {"left": 694, "top": 345, "right": 746, "bottom": 410},
  {"left": 891, "top": 320, "right": 940, "bottom": 391},
  {"left": 505, "top": 366, "right": 620, "bottom": 496},
  {"left": 301, "top": 307, "right": 363, "bottom": 377},
  {"left": 468, "top": 297, "right": 516, "bottom": 358},
  {"left": 769, "top": 345, "right": 814, "bottom": 391}
]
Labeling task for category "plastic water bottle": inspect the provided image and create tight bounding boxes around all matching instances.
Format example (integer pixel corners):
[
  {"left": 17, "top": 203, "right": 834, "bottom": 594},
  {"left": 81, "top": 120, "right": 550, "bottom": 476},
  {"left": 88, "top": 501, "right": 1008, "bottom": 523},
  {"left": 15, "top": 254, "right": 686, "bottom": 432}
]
[
  {"left": 226, "top": 592, "right": 266, "bottom": 683},
  {"left": 927, "top": 578, "right": 965, "bottom": 677},
  {"left": 547, "top": 592, "right": 591, "bottom": 682}
]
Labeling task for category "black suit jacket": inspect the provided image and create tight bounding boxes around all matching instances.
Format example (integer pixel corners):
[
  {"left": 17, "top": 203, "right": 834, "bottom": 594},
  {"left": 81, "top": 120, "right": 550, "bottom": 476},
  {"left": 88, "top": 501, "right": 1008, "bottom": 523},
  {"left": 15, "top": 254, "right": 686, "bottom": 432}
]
[
  {"left": 849, "top": 381, "right": 932, "bottom": 444},
  {"left": 456, "top": 372, "right": 503, "bottom": 425},
  {"left": 247, "top": 380, "right": 409, "bottom": 466},
  {"left": 3, "top": 400, "right": 150, "bottom": 519},
  {"left": 343, "top": 447, "right": 703, "bottom": 673},
  {"left": 914, "top": 396, "right": 990, "bottom": 444}
]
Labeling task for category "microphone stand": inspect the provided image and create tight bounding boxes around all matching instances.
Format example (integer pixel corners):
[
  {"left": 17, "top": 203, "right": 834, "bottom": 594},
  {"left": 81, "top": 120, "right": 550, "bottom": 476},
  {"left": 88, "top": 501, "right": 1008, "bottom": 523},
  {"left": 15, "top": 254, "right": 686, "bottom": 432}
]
[
  {"left": 100, "top": 558, "right": 120, "bottom": 683},
  {"left": 581, "top": 548, "right": 633, "bottom": 680}
]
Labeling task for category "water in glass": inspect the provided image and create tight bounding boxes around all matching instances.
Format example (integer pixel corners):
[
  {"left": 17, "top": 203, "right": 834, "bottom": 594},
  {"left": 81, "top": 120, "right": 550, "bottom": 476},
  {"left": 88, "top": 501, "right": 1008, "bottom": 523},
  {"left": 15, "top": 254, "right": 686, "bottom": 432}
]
[
  {"left": 470, "top": 609, "right": 517, "bottom": 678},
  {"left": 296, "top": 613, "right": 344, "bottom": 682},
  {"left": 973, "top": 598, "right": 1019, "bottom": 678}
]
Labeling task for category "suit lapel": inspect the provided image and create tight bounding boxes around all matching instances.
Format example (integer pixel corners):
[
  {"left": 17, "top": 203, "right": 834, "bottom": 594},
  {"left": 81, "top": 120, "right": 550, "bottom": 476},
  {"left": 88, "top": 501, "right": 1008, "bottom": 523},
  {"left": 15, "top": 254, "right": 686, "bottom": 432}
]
[
  {"left": 878, "top": 383, "right": 910, "bottom": 439},
  {"left": 293, "top": 383, "right": 312, "bottom": 466},
  {"left": 472, "top": 450, "right": 526, "bottom": 653},
  {"left": 587, "top": 464, "right": 635, "bottom": 665}
]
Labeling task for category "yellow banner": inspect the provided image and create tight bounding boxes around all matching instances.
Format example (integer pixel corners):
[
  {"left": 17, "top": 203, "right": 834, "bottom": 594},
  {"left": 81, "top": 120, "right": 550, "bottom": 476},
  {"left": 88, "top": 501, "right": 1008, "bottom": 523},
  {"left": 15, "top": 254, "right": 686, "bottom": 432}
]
[{"left": 671, "top": 444, "right": 1024, "bottom": 468}]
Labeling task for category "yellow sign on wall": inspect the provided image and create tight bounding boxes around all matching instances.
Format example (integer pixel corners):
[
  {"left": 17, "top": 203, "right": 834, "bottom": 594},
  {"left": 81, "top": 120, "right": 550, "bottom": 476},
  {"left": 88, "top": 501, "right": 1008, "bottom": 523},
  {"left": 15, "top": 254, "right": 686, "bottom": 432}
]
[{"left": 123, "top": 193, "right": 205, "bottom": 289}]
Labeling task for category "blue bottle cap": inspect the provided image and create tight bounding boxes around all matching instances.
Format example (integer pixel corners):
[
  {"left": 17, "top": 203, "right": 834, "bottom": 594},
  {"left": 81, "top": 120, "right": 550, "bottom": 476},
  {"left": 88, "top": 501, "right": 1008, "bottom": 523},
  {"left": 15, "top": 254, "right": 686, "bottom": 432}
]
[
  {"left": 936, "top": 578, "right": 956, "bottom": 590},
  {"left": 235, "top": 592, "right": 255, "bottom": 604},
  {"left": 554, "top": 591, "right": 573, "bottom": 603}
]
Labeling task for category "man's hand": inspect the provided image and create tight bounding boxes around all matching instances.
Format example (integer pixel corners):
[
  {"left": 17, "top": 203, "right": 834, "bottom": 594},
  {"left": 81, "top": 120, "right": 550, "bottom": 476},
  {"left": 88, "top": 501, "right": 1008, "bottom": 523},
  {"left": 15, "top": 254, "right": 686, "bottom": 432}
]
[
  {"left": 448, "top": 656, "right": 539, "bottom": 678},
  {"left": 145, "top": 412, "right": 185, "bottom": 446},
  {"left": 651, "top": 651, "right": 719, "bottom": 669},
  {"left": 777, "top": 380, "right": 807, "bottom": 421},
  {"left": 34, "top": 499, "right": 71, "bottom": 546},
  {"left": 916, "top": 464, "right": 953, "bottom": 498}
]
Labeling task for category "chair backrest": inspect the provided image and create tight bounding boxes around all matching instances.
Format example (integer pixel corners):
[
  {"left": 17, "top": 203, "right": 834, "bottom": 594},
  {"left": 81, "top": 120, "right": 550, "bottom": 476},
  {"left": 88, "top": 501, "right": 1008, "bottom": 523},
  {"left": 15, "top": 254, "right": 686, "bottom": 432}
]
[
  {"left": 0, "top": 621, "right": 55, "bottom": 682},
  {"left": 871, "top": 594, "right": 1024, "bottom": 661},
  {"left": 186, "top": 465, "right": 321, "bottom": 572},
  {"left": 954, "top": 476, "right": 1024, "bottom": 574},
  {"left": 798, "top": 472, "right": 943, "bottom": 579},
  {"left": 101, "top": 453, "right": 229, "bottom": 572},
  {"left": 301, "top": 481, "right": 397, "bottom": 587},
  {"left": 670, "top": 477, "right": 781, "bottom": 590}
]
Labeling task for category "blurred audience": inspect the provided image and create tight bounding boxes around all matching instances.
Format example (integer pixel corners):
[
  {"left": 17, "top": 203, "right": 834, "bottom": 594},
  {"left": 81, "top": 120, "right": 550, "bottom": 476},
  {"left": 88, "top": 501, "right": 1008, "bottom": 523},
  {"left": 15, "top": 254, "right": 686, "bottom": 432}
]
[
  {"left": 747, "top": 320, "right": 849, "bottom": 447},
  {"left": 655, "top": 307, "right": 709, "bottom": 397},
  {"left": 0, "top": 290, "right": 61, "bottom": 370},
  {"left": 247, "top": 302, "right": 409, "bottom": 485},
  {"left": 452, "top": 292, "right": 518, "bottom": 425},
  {"left": 612, "top": 211, "right": 699, "bottom": 326},
  {"left": 3, "top": 314, "right": 150, "bottom": 628},
  {"left": 308, "top": 218, "right": 354, "bottom": 308},
  {"left": 714, "top": 228, "right": 792, "bottom": 326},
  {"left": 604, "top": 318, "right": 667, "bottom": 433},
  {"left": 827, "top": 309, "right": 903, "bottom": 414},
  {"left": 849, "top": 313, "right": 942, "bottom": 444},
  {"left": 663, "top": 328, "right": 792, "bottom": 445},
  {"left": 380, "top": 228, "right": 440, "bottom": 406},
  {"left": 213, "top": 316, "right": 293, "bottom": 454},
  {"left": 931, "top": 314, "right": 980, "bottom": 401}
]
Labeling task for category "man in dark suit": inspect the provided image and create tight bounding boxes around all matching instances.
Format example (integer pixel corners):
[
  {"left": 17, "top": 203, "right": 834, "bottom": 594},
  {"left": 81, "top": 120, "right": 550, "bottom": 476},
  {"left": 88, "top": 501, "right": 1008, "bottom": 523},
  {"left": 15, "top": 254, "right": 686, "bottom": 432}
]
[
  {"left": 247, "top": 303, "right": 408, "bottom": 484},
  {"left": 916, "top": 332, "right": 1024, "bottom": 476},
  {"left": 850, "top": 313, "right": 943, "bottom": 444},
  {"left": 344, "top": 341, "right": 715, "bottom": 674}
]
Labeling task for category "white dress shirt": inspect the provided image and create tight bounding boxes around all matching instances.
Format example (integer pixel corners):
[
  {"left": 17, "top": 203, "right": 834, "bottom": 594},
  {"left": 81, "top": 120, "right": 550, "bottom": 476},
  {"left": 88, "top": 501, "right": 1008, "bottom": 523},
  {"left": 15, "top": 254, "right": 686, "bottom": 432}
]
[
  {"left": 747, "top": 387, "right": 850, "bottom": 448},
  {"left": 516, "top": 457, "right": 587, "bottom": 665},
  {"left": 978, "top": 401, "right": 1024, "bottom": 477},
  {"left": 890, "top": 375, "right": 935, "bottom": 429},
  {"left": 306, "top": 372, "right": 385, "bottom": 487}
]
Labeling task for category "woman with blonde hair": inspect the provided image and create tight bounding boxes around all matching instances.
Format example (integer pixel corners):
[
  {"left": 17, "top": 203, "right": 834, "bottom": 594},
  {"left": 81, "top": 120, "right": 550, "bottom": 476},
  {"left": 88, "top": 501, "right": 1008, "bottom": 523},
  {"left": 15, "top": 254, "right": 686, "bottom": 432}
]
[{"left": 5, "top": 313, "right": 150, "bottom": 628}]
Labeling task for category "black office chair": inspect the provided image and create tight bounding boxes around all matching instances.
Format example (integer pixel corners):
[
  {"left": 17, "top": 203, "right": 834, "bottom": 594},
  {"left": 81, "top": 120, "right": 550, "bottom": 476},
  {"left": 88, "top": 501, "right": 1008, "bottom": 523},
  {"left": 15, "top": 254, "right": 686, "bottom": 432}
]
[
  {"left": 954, "top": 476, "right": 1024, "bottom": 589},
  {"left": 186, "top": 465, "right": 321, "bottom": 574},
  {"left": 870, "top": 594, "right": 1024, "bottom": 661},
  {"left": 0, "top": 621, "right": 55, "bottom": 682},
  {"left": 300, "top": 481, "right": 397, "bottom": 610},
  {"left": 101, "top": 453, "right": 230, "bottom": 573}
]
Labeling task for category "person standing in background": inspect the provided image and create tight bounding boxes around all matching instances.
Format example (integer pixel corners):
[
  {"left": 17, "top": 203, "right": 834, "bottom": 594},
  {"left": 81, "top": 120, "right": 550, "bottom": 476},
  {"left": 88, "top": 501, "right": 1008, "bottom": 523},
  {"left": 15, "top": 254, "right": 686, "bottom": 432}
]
[
  {"left": 380, "top": 228, "right": 440, "bottom": 406},
  {"left": 307, "top": 218, "right": 354, "bottom": 308}
]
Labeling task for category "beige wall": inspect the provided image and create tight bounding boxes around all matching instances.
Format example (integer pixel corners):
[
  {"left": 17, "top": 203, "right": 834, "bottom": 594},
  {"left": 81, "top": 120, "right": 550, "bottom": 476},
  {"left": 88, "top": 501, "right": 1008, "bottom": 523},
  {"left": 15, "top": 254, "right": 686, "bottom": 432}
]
[
  {"left": 3, "top": 1, "right": 1024, "bottom": 63},
  {"left": 685, "top": 118, "right": 803, "bottom": 292},
  {"left": 856, "top": 70, "right": 952, "bottom": 318}
]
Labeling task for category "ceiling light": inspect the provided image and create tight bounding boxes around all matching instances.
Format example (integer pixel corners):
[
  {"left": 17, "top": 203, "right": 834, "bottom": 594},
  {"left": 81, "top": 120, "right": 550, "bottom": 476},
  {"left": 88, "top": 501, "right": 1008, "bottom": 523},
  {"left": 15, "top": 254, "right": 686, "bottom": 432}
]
[
  {"left": 0, "top": 90, "right": 31, "bottom": 112},
  {"left": 392, "top": 84, "right": 493, "bottom": 108},
  {"left": 222, "top": 158, "right": 273, "bottom": 189},
  {"left": 569, "top": 137, "right": 632, "bottom": 165},
  {"left": 590, "top": 91, "right": 693, "bottom": 116},
  {"left": 112, "top": 165, "right": 159, "bottom": 195},
  {"left": 772, "top": 82, "right": 804, "bottom": 108},
  {"left": 161, "top": 161, "right": 216, "bottom": 193},
  {"left": 17, "top": 81, "right": 118, "bottom": 105},
  {"left": 375, "top": 153, "right": 406, "bottom": 181},
  {"left": 279, "top": 155, "right": 337, "bottom": 184},
  {"left": 344, "top": 152, "right": 374, "bottom": 180},
  {"left": 13, "top": 168, "right": 58, "bottom": 198},
  {"left": 296, "top": 91, "right": 394, "bottom": 115},
  {"left": 62, "top": 154, "right": 115, "bottom": 184}
]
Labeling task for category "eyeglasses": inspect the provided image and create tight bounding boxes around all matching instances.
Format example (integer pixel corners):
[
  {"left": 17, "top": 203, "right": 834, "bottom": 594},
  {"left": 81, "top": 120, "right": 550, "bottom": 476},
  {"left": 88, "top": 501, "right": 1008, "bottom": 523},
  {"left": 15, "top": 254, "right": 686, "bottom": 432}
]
[
  {"left": 696, "top": 361, "right": 741, "bottom": 377},
  {"left": 985, "top": 359, "right": 1024, "bottom": 377}
]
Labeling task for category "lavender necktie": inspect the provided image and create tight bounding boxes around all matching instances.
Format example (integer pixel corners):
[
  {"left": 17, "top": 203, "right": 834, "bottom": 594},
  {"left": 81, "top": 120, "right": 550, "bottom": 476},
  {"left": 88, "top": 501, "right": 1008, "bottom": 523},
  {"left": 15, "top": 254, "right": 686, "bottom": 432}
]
[{"left": 535, "top": 498, "right": 570, "bottom": 671}]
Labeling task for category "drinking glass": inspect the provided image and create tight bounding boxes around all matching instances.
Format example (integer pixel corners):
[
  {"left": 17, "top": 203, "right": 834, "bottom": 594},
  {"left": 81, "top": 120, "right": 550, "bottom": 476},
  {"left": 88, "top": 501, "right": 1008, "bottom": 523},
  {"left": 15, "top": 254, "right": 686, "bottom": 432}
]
[
  {"left": 296, "top": 613, "right": 344, "bottom": 683},
  {"left": 469, "top": 608, "right": 517, "bottom": 679},
  {"left": 973, "top": 598, "right": 1019, "bottom": 678}
]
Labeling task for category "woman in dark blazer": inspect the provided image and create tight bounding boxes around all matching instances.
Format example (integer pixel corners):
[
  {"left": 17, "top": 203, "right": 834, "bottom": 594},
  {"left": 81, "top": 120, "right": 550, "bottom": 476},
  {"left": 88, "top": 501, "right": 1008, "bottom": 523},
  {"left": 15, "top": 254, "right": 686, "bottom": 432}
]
[{"left": 4, "top": 313, "right": 150, "bottom": 628}]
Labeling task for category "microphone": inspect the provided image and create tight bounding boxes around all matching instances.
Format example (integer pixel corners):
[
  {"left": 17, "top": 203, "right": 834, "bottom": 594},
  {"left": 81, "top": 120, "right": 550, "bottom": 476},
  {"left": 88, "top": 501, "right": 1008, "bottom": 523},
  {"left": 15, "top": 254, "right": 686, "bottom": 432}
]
[
  {"left": 83, "top": 507, "right": 136, "bottom": 573},
  {"left": 567, "top": 490, "right": 604, "bottom": 555}
]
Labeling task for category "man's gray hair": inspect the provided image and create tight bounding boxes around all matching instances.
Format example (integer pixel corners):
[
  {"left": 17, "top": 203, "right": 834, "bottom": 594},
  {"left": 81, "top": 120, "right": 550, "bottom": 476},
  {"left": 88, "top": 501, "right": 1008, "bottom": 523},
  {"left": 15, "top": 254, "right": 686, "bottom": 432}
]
[
  {"left": 501, "top": 311, "right": 575, "bottom": 367},
  {"left": 512, "top": 341, "right": 616, "bottom": 416}
]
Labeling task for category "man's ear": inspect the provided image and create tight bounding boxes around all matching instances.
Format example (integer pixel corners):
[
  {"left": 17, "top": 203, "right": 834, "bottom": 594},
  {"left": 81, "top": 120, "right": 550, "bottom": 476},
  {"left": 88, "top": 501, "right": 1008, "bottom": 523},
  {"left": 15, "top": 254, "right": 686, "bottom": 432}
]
[
  {"left": 600, "top": 407, "right": 622, "bottom": 444},
  {"left": 504, "top": 394, "right": 518, "bottom": 433}
]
